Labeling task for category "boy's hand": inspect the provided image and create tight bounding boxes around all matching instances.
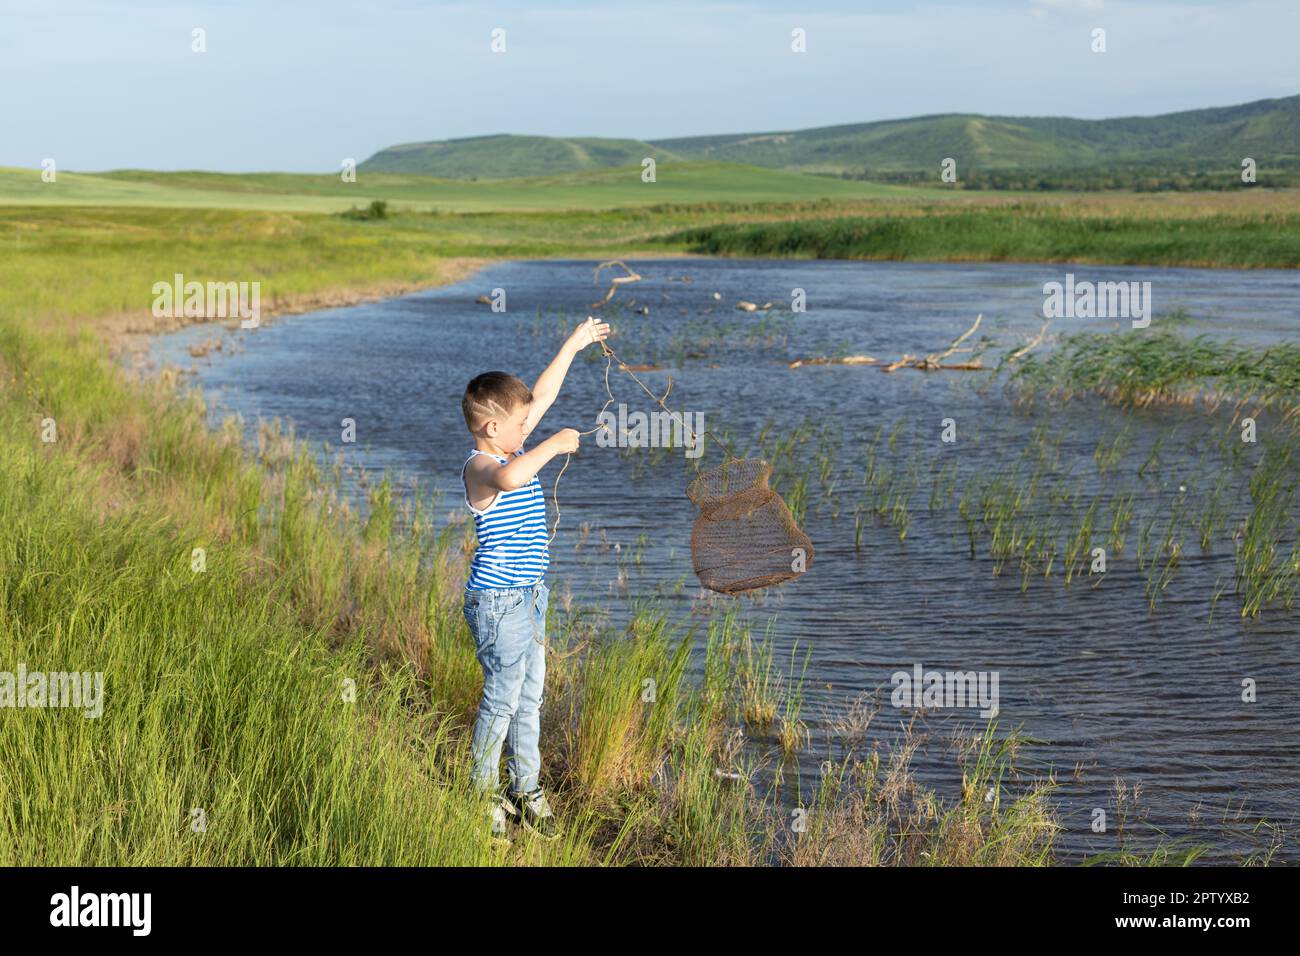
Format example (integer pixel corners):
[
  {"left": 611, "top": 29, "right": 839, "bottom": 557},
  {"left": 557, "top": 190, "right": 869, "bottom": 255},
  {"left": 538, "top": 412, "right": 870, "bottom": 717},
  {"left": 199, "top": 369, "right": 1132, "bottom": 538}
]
[
  {"left": 552, "top": 428, "right": 581, "bottom": 454},
  {"left": 568, "top": 316, "right": 611, "bottom": 353},
  {"left": 525, "top": 320, "right": 609, "bottom": 437}
]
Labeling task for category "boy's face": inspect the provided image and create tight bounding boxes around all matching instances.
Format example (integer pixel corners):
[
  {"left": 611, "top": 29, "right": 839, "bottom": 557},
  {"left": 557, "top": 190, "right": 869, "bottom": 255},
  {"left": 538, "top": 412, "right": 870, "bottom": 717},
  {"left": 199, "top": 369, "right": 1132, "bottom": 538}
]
[{"left": 488, "top": 402, "right": 532, "bottom": 453}]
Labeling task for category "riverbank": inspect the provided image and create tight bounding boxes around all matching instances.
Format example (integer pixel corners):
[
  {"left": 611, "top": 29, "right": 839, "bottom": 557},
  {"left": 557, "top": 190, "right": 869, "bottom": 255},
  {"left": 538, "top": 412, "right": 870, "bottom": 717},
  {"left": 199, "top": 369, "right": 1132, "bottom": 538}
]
[{"left": 111, "top": 261, "right": 492, "bottom": 375}]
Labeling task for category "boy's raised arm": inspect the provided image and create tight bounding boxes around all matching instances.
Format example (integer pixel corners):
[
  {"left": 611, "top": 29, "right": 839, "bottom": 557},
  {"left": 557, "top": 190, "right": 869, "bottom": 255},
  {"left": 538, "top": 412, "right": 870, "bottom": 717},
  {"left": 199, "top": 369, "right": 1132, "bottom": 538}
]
[{"left": 524, "top": 317, "right": 610, "bottom": 433}]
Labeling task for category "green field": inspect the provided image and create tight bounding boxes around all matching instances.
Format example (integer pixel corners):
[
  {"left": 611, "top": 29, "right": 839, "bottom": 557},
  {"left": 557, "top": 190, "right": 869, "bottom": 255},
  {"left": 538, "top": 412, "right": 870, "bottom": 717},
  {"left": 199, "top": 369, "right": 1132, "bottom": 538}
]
[{"left": 0, "top": 162, "right": 931, "bottom": 213}]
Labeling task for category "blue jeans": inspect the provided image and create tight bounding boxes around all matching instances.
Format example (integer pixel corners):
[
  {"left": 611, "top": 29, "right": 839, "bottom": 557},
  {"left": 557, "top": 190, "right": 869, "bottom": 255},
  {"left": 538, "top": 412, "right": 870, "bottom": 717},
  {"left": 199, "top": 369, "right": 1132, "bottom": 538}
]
[{"left": 462, "top": 580, "right": 549, "bottom": 795}]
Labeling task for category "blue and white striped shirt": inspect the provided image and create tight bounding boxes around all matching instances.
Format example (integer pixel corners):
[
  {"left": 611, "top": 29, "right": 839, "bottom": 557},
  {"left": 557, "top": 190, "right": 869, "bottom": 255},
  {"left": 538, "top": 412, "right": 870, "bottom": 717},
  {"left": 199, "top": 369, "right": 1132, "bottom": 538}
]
[{"left": 462, "top": 448, "right": 550, "bottom": 590}]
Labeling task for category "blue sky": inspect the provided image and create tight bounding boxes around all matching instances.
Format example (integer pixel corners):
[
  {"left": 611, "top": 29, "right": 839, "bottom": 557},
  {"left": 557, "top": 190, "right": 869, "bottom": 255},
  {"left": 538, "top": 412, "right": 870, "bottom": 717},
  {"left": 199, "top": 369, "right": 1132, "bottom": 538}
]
[{"left": 2, "top": 0, "right": 1295, "bottom": 172}]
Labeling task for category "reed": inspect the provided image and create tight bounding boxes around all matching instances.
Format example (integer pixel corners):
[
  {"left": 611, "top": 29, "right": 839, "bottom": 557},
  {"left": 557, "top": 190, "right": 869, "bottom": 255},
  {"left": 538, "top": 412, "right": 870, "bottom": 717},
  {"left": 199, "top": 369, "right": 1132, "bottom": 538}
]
[
  {"left": 1012, "top": 328, "right": 1300, "bottom": 422},
  {"left": 665, "top": 209, "right": 1300, "bottom": 269},
  {"left": 779, "top": 719, "right": 1060, "bottom": 866},
  {"left": 1235, "top": 446, "right": 1300, "bottom": 616}
]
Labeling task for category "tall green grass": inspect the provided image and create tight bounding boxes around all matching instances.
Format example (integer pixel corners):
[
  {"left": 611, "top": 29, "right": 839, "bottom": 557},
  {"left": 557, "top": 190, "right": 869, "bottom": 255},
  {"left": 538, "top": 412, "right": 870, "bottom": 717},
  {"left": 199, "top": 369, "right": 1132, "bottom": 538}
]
[
  {"left": 0, "top": 379, "right": 549, "bottom": 865},
  {"left": 662, "top": 209, "right": 1300, "bottom": 268},
  {"left": 1012, "top": 329, "right": 1300, "bottom": 417}
]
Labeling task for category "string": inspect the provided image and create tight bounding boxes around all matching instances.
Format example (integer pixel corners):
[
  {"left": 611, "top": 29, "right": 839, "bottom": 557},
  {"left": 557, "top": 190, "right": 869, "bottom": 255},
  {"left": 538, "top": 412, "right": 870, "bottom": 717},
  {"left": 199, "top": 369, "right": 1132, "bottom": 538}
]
[{"left": 528, "top": 317, "right": 740, "bottom": 649}]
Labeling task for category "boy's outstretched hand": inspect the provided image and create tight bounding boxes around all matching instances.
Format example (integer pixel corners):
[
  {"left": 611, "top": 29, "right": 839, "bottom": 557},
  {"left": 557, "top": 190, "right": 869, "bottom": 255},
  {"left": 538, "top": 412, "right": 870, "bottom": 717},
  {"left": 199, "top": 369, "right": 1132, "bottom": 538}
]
[
  {"left": 568, "top": 316, "right": 611, "bottom": 353},
  {"left": 552, "top": 428, "right": 581, "bottom": 454},
  {"left": 524, "top": 317, "right": 611, "bottom": 443}
]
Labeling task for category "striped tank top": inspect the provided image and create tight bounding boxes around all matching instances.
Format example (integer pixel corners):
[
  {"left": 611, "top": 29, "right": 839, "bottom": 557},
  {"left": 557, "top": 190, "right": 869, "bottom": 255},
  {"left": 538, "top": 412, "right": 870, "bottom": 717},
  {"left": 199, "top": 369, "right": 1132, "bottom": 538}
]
[{"left": 462, "top": 448, "right": 550, "bottom": 590}]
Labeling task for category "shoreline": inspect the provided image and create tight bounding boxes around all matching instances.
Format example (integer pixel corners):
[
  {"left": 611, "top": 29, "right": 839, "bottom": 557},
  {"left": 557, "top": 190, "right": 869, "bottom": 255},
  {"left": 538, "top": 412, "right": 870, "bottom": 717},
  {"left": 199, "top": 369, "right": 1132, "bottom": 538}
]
[
  {"left": 112, "top": 249, "right": 716, "bottom": 381},
  {"left": 110, "top": 256, "right": 494, "bottom": 380}
]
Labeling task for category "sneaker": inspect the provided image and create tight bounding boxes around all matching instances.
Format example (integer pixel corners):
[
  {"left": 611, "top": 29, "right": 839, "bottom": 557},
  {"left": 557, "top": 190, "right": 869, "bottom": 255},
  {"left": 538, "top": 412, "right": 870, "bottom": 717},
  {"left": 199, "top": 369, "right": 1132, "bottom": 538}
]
[
  {"left": 488, "top": 792, "right": 518, "bottom": 845},
  {"left": 509, "top": 787, "right": 561, "bottom": 841}
]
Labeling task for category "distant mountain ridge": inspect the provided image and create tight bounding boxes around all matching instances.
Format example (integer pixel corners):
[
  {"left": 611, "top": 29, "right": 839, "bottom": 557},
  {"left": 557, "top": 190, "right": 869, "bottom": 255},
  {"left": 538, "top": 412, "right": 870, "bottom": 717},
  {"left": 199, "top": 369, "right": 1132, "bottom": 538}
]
[{"left": 360, "top": 95, "right": 1300, "bottom": 179}]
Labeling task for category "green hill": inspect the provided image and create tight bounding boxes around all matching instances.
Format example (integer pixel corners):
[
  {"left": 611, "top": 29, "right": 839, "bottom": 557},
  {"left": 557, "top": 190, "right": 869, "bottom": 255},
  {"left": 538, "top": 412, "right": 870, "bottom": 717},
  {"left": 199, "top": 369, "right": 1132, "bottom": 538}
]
[
  {"left": 361, "top": 134, "right": 686, "bottom": 178},
  {"left": 361, "top": 94, "right": 1300, "bottom": 178}
]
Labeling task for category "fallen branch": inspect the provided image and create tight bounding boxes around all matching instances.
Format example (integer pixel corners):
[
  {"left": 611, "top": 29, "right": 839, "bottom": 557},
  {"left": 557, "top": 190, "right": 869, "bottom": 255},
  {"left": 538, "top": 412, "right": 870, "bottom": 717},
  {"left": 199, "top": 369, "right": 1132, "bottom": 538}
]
[
  {"left": 883, "top": 314, "right": 987, "bottom": 373},
  {"left": 789, "top": 355, "right": 878, "bottom": 369},
  {"left": 591, "top": 260, "right": 642, "bottom": 309},
  {"left": 883, "top": 353, "right": 918, "bottom": 373},
  {"left": 1006, "top": 320, "right": 1050, "bottom": 364},
  {"left": 925, "top": 313, "right": 982, "bottom": 366}
]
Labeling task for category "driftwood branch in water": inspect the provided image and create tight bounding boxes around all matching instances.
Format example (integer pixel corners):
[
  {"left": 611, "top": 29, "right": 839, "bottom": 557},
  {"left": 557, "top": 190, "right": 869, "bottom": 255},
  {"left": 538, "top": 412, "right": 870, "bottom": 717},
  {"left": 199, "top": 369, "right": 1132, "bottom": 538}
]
[
  {"left": 788, "top": 355, "right": 878, "bottom": 369},
  {"left": 883, "top": 314, "right": 986, "bottom": 373},
  {"left": 928, "top": 313, "right": 981, "bottom": 363},
  {"left": 789, "top": 314, "right": 1046, "bottom": 374},
  {"left": 1006, "top": 321, "right": 1050, "bottom": 364},
  {"left": 591, "top": 260, "right": 642, "bottom": 309}
]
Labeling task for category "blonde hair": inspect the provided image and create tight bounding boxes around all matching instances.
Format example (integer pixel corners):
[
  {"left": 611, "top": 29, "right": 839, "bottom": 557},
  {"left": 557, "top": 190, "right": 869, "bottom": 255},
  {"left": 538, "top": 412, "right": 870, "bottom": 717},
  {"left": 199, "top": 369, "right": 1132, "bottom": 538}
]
[{"left": 462, "top": 371, "right": 532, "bottom": 432}]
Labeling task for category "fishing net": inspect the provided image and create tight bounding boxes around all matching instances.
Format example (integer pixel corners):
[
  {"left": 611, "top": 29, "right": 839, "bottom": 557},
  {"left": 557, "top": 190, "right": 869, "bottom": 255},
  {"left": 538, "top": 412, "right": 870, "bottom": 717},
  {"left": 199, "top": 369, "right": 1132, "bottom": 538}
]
[{"left": 686, "top": 457, "right": 814, "bottom": 594}]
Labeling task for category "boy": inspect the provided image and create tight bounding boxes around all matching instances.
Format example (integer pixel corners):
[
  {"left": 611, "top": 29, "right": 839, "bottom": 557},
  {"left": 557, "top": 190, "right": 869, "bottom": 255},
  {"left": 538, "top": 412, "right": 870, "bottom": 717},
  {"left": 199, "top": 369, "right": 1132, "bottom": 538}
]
[{"left": 459, "top": 316, "right": 610, "bottom": 844}]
